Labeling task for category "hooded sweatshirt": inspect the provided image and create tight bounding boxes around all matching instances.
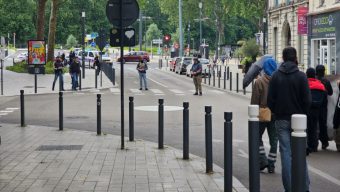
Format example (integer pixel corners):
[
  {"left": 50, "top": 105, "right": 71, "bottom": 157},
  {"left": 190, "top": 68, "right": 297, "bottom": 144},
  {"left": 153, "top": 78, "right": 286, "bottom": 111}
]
[{"left": 267, "top": 61, "right": 312, "bottom": 120}]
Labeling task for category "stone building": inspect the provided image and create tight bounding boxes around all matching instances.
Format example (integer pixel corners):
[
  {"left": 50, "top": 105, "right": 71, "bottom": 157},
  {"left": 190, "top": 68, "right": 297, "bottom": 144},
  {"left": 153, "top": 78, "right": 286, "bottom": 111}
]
[
  {"left": 267, "top": 0, "right": 309, "bottom": 70},
  {"left": 308, "top": 0, "right": 340, "bottom": 75}
]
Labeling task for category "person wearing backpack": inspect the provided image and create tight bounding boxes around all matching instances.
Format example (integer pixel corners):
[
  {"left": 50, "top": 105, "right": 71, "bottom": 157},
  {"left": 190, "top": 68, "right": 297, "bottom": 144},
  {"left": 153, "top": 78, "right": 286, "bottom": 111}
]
[
  {"left": 333, "top": 80, "right": 340, "bottom": 152},
  {"left": 316, "top": 65, "right": 333, "bottom": 149},
  {"left": 306, "top": 68, "right": 327, "bottom": 153}
]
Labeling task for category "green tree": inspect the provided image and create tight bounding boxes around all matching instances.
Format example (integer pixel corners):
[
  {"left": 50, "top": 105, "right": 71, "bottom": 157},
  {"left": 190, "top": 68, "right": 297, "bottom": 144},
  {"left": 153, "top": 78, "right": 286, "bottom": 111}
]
[
  {"left": 146, "top": 23, "right": 162, "bottom": 43},
  {"left": 66, "top": 34, "right": 78, "bottom": 48},
  {"left": 36, "top": 0, "right": 47, "bottom": 40},
  {"left": 47, "top": 0, "right": 60, "bottom": 62}
]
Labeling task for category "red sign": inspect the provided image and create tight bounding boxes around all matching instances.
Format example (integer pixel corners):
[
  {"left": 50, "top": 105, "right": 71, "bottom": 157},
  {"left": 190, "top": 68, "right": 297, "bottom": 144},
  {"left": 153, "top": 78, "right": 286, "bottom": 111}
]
[{"left": 297, "top": 6, "right": 308, "bottom": 35}]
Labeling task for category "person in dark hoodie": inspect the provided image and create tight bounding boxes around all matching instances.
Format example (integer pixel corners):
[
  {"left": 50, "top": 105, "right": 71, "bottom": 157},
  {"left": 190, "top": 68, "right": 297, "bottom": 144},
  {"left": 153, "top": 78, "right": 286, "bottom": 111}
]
[
  {"left": 306, "top": 68, "right": 326, "bottom": 153},
  {"left": 267, "top": 47, "right": 311, "bottom": 192},
  {"left": 251, "top": 57, "right": 278, "bottom": 173},
  {"left": 315, "top": 65, "right": 333, "bottom": 149}
]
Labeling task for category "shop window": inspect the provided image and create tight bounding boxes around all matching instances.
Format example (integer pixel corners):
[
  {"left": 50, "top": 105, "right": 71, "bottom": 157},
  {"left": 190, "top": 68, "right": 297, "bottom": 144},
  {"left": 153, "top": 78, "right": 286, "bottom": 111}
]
[{"left": 330, "top": 40, "right": 336, "bottom": 75}]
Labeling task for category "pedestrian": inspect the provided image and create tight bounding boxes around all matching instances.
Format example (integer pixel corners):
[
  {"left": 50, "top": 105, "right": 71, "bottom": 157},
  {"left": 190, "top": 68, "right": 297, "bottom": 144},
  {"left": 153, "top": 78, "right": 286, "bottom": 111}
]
[
  {"left": 52, "top": 56, "right": 64, "bottom": 91},
  {"left": 267, "top": 47, "right": 311, "bottom": 192},
  {"left": 69, "top": 57, "right": 81, "bottom": 91},
  {"left": 93, "top": 55, "right": 101, "bottom": 76},
  {"left": 305, "top": 67, "right": 326, "bottom": 154},
  {"left": 333, "top": 80, "right": 340, "bottom": 152},
  {"left": 69, "top": 51, "right": 76, "bottom": 64},
  {"left": 190, "top": 57, "right": 202, "bottom": 96},
  {"left": 315, "top": 65, "right": 333, "bottom": 149},
  {"left": 136, "top": 59, "right": 148, "bottom": 90},
  {"left": 251, "top": 57, "right": 278, "bottom": 173}
]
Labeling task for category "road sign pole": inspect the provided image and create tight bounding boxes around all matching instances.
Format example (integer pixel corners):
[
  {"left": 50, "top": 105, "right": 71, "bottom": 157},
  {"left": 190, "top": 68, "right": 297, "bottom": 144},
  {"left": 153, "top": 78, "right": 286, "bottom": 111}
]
[{"left": 120, "top": 0, "right": 125, "bottom": 150}]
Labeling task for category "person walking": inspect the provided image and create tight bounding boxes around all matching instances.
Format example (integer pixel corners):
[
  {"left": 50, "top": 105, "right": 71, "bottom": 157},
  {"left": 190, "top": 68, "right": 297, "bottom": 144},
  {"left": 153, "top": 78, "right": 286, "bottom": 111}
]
[
  {"left": 69, "top": 57, "right": 81, "bottom": 91},
  {"left": 306, "top": 68, "right": 326, "bottom": 154},
  {"left": 52, "top": 56, "right": 64, "bottom": 91},
  {"left": 93, "top": 55, "right": 100, "bottom": 76},
  {"left": 315, "top": 65, "right": 333, "bottom": 149},
  {"left": 136, "top": 59, "right": 148, "bottom": 90},
  {"left": 267, "top": 47, "right": 311, "bottom": 192},
  {"left": 251, "top": 57, "right": 278, "bottom": 173},
  {"left": 333, "top": 80, "right": 340, "bottom": 152},
  {"left": 190, "top": 57, "right": 202, "bottom": 96}
]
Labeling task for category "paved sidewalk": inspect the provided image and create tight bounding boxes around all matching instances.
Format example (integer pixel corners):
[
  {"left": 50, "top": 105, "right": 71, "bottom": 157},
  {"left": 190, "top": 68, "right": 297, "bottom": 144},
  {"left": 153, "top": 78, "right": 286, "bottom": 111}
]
[
  {"left": 0, "top": 68, "right": 115, "bottom": 97},
  {"left": 0, "top": 124, "right": 248, "bottom": 192}
]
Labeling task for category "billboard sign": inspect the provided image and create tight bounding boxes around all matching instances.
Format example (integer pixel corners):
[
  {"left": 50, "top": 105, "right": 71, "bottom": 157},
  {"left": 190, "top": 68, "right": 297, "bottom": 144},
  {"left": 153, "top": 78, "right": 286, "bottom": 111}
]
[
  {"left": 28, "top": 40, "right": 46, "bottom": 65},
  {"left": 297, "top": 6, "right": 308, "bottom": 35}
]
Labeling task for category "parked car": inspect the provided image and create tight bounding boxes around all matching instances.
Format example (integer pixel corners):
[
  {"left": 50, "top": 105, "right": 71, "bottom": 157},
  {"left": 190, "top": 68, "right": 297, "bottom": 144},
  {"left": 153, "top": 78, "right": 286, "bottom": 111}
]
[
  {"left": 15, "top": 52, "right": 28, "bottom": 62},
  {"left": 76, "top": 50, "right": 113, "bottom": 63},
  {"left": 175, "top": 57, "right": 193, "bottom": 74},
  {"left": 186, "top": 58, "right": 210, "bottom": 77},
  {"left": 117, "top": 51, "right": 150, "bottom": 63}
]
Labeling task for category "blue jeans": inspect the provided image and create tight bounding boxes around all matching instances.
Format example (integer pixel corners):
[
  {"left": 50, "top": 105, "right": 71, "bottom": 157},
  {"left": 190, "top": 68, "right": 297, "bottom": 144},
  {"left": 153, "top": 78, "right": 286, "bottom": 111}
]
[
  {"left": 139, "top": 72, "right": 147, "bottom": 89},
  {"left": 276, "top": 120, "right": 310, "bottom": 192},
  {"left": 71, "top": 72, "right": 78, "bottom": 90},
  {"left": 52, "top": 71, "right": 64, "bottom": 90}
]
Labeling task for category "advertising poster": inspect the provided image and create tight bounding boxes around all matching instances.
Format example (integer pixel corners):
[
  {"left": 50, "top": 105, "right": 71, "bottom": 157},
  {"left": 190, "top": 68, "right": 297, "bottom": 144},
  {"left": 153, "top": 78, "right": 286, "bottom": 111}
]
[
  {"left": 28, "top": 40, "right": 46, "bottom": 65},
  {"left": 297, "top": 6, "right": 308, "bottom": 35}
]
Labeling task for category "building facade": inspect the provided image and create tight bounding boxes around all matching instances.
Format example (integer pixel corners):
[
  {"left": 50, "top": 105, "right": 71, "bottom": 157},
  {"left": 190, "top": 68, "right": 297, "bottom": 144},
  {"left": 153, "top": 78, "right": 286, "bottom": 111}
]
[
  {"left": 308, "top": 0, "right": 340, "bottom": 75},
  {"left": 268, "top": 0, "right": 309, "bottom": 70}
]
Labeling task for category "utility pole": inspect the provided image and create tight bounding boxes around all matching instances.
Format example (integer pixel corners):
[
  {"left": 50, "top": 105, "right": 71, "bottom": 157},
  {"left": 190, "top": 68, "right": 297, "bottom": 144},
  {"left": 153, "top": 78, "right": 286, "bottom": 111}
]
[
  {"left": 82, "top": 11, "right": 86, "bottom": 79},
  {"left": 139, "top": 11, "right": 142, "bottom": 51},
  {"left": 263, "top": 17, "right": 266, "bottom": 55},
  {"left": 199, "top": 2, "right": 202, "bottom": 46},
  {"left": 179, "top": 0, "right": 183, "bottom": 57}
]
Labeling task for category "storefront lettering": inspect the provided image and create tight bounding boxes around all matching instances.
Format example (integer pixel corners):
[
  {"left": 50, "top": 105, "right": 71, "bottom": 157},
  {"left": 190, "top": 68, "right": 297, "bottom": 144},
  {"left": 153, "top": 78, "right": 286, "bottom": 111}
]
[
  {"left": 313, "top": 15, "right": 334, "bottom": 26},
  {"left": 312, "top": 27, "right": 336, "bottom": 33}
]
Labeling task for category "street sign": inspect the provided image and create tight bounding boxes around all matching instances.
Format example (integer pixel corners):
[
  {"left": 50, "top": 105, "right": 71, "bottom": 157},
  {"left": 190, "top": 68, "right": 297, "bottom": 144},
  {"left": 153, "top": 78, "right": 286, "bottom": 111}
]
[
  {"left": 152, "top": 39, "right": 163, "bottom": 44},
  {"left": 90, "top": 42, "right": 96, "bottom": 47},
  {"left": 110, "top": 28, "right": 136, "bottom": 47},
  {"left": 106, "top": 0, "right": 139, "bottom": 28}
]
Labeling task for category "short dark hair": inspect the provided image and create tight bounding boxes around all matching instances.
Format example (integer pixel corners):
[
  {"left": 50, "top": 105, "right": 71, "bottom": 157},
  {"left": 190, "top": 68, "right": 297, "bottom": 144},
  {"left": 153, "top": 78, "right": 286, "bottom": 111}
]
[
  {"left": 282, "top": 47, "right": 297, "bottom": 62},
  {"left": 315, "top": 65, "right": 325, "bottom": 77},
  {"left": 306, "top": 67, "right": 316, "bottom": 78}
]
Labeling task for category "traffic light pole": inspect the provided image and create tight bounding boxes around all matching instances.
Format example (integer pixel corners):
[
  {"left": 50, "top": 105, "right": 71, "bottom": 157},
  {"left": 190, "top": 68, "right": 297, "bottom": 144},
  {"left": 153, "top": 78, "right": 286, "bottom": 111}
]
[{"left": 120, "top": 0, "right": 125, "bottom": 150}]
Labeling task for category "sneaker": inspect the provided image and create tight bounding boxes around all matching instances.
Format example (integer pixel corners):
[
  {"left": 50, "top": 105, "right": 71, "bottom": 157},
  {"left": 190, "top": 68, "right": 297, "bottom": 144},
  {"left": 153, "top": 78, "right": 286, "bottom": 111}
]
[
  {"left": 199, "top": 92, "right": 202, "bottom": 96},
  {"left": 260, "top": 164, "right": 268, "bottom": 171},
  {"left": 145, "top": 88, "right": 148, "bottom": 90},
  {"left": 193, "top": 93, "right": 198, "bottom": 95},
  {"left": 139, "top": 88, "right": 142, "bottom": 90}
]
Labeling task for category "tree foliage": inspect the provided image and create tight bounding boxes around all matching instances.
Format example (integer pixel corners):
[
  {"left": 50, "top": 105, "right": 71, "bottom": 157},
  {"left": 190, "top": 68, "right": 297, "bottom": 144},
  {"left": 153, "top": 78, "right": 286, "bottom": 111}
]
[
  {"left": 66, "top": 34, "right": 78, "bottom": 48},
  {"left": 146, "top": 24, "right": 162, "bottom": 43}
]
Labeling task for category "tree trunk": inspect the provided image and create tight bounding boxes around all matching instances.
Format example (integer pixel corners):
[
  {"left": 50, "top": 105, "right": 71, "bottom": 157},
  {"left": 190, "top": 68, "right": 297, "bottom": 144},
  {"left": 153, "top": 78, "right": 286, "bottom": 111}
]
[
  {"left": 36, "top": 0, "right": 47, "bottom": 40},
  {"left": 47, "top": 0, "right": 59, "bottom": 62}
]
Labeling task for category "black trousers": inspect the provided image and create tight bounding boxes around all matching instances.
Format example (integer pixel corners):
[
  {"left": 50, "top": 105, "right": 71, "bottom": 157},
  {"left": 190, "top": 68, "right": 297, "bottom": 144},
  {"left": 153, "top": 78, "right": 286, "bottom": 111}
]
[
  {"left": 318, "top": 105, "right": 329, "bottom": 146},
  {"left": 307, "top": 108, "right": 320, "bottom": 150}
]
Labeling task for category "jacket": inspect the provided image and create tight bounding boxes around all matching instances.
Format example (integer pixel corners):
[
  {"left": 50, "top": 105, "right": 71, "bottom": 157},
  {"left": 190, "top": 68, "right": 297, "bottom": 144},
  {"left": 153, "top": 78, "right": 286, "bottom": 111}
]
[
  {"left": 308, "top": 78, "right": 326, "bottom": 108},
  {"left": 191, "top": 62, "right": 202, "bottom": 76},
  {"left": 54, "top": 60, "right": 63, "bottom": 74},
  {"left": 334, "top": 84, "right": 340, "bottom": 129},
  {"left": 267, "top": 61, "right": 311, "bottom": 120},
  {"left": 136, "top": 62, "right": 148, "bottom": 73},
  {"left": 251, "top": 74, "right": 270, "bottom": 108},
  {"left": 69, "top": 61, "right": 81, "bottom": 74}
]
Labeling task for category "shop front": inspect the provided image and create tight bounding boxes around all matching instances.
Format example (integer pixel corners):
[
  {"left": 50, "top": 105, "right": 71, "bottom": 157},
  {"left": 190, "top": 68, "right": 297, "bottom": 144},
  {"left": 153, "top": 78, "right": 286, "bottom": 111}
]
[{"left": 308, "top": 11, "right": 340, "bottom": 75}]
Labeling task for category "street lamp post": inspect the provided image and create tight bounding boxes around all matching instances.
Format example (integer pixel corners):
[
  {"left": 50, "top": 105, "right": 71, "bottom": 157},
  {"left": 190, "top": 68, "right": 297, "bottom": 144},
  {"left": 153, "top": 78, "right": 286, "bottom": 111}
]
[
  {"left": 179, "top": 0, "right": 183, "bottom": 57},
  {"left": 199, "top": 2, "right": 202, "bottom": 46},
  {"left": 82, "top": 11, "right": 85, "bottom": 79},
  {"left": 187, "top": 23, "right": 190, "bottom": 56},
  {"left": 263, "top": 17, "right": 266, "bottom": 55}
]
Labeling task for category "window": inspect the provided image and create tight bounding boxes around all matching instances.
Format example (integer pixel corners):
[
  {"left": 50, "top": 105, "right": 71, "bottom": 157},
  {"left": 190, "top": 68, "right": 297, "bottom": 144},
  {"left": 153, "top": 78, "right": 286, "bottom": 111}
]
[
  {"left": 89, "top": 52, "right": 94, "bottom": 57},
  {"left": 274, "top": 0, "right": 279, "bottom": 7}
]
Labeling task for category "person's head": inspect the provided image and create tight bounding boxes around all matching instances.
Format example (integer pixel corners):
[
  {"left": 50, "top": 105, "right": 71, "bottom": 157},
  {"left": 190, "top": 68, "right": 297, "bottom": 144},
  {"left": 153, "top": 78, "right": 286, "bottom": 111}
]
[
  {"left": 193, "top": 57, "right": 199, "bottom": 64},
  {"left": 263, "top": 58, "right": 277, "bottom": 77},
  {"left": 315, "top": 65, "right": 325, "bottom": 77},
  {"left": 282, "top": 47, "right": 297, "bottom": 63},
  {"left": 306, "top": 67, "right": 316, "bottom": 78},
  {"left": 56, "top": 56, "right": 61, "bottom": 61}
]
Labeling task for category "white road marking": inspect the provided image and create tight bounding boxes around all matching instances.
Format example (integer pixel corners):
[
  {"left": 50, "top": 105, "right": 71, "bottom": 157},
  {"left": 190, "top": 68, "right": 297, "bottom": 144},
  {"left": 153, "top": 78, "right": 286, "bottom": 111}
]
[
  {"left": 0, "top": 111, "right": 13, "bottom": 113},
  {"left": 6, "top": 108, "right": 19, "bottom": 110},
  {"left": 110, "top": 88, "right": 120, "bottom": 93},
  {"left": 135, "top": 106, "right": 183, "bottom": 112},
  {"left": 150, "top": 89, "right": 164, "bottom": 94},
  {"left": 0, "top": 113, "right": 8, "bottom": 116},
  {"left": 130, "top": 89, "right": 143, "bottom": 94},
  {"left": 147, "top": 77, "right": 168, "bottom": 88},
  {"left": 169, "top": 89, "right": 184, "bottom": 94},
  {"left": 308, "top": 166, "right": 340, "bottom": 186}
]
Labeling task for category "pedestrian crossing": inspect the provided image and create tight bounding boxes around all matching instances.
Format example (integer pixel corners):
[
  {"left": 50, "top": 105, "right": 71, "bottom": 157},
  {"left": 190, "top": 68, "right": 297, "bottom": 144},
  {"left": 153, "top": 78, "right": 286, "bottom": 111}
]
[
  {"left": 0, "top": 108, "right": 19, "bottom": 117},
  {"left": 105, "top": 88, "right": 225, "bottom": 96}
]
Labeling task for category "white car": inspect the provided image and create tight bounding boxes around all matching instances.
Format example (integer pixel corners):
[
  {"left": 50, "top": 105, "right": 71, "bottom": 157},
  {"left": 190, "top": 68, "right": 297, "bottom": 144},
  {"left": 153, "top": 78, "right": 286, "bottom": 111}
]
[
  {"left": 77, "top": 50, "right": 113, "bottom": 63},
  {"left": 186, "top": 58, "right": 210, "bottom": 77},
  {"left": 15, "top": 52, "right": 28, "bottom": 62}
]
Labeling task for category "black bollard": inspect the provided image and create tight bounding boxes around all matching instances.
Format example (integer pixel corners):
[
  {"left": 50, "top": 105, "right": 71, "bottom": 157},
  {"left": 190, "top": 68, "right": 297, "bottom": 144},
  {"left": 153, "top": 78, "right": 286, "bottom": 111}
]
[
  {"left": 97, "top": 94, "right": 101, "bottom": 135},
  {"left": 291, "top": 115, "right": 307, "bottom": 192},
  {"left": 205, "top": 106, "right": 213, "bottom": 173},
  {"left": 218, "top": 66, "right": 221, "bottom": 88},
  {"left": 208, "top": 67, "right": 211, "bottom": 85},
  {"left": 129, "top": 97, "right": 134, "bottom": 141},
  {"left": 183, "top": 102, "right": 189, "bottom": 160},
  {"left": 229, "top": 72, "right": 232, "bottom": 91},
  {"left": 236, "top": 73, "right": 239, "bottom": 93},
  {"left": 88, "top": 60, "right": 91, "bottom": 69},
  {"left": 1, "top": 59, "right": 3, "bottom": 95},
  {"left": 95, "top": 68, "right": 98, "bottom": 89},
  {"left": 243, "top": 74, "right": 246, "bottom": 95},
  {"left": 20, "top": 90, "right": 25, "bottom": 127},
  {"left": 224, "top": 112, "right": 233, "bottom": 192},
  {"left": 112, "top": 68, "right": 115, "bottom": 85},
  {"left": 34, "top": 72, "right": 37, "bottom": 94},
  {"left": 213, "top": 69, "right": 215, "bottom": 87},
  {"left": 158, "top": 99, "right": 164, "bottom": 149},
  {"left": 59, "top": 92, "right": 63, "bottom": 131},
  {"left": 248, "top": 105, "right": 260, "bottom": 192},
  {"left": 100, "top": 69, "right": 103, "bottom": 87},
  {"left": 227, "top": 66, "right": 230, "bottom": 80},
  {"left": 79, "top": 71, "right": 82, "bottom": 90},
  {"left": 224, "top": 71, "right": 226, "bottom": 90},
  {"left": 204, "top": 69, "right": 207, "bottom": 84}
]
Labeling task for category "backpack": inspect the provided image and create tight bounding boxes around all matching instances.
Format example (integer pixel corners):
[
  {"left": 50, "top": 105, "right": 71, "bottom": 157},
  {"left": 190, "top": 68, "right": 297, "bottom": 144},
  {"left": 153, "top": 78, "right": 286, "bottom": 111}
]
[{"left": 310, "top": 89, "right": 326, "bottom": 108}]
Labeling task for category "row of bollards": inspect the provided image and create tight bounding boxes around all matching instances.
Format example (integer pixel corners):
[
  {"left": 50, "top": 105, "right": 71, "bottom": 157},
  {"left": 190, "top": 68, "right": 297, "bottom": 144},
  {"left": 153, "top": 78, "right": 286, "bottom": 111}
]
[{"left": 19, "top": 91, "right": 308, "bottom": 192}]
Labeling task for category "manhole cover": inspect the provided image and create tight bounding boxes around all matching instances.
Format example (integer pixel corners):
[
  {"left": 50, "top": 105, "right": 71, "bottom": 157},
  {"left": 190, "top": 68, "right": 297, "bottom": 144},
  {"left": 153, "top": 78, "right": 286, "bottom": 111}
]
[
  {"left": 36, "top": 145, "right": 83, "bottom": 151},
  {"left": 65, "top": 116, "right": 89, "bottom": 119}
]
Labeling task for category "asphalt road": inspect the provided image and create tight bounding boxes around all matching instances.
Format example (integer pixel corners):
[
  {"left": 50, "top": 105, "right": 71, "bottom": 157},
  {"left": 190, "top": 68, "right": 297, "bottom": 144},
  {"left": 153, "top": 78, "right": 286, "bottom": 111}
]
[{"left": 1, "top": 60, "right": 340, "bottom": 192}]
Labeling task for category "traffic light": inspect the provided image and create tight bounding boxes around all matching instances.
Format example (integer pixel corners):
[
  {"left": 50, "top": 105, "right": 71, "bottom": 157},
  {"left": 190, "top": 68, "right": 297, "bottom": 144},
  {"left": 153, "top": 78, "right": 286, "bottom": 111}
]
[{"left": 163, "top": 34, "right": 171, "bottom": 44}]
